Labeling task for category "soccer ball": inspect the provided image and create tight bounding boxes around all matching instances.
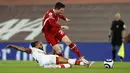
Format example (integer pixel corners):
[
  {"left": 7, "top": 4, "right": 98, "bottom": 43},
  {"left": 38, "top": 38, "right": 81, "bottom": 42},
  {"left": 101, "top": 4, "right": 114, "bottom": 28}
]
[{"left": 104, "top": 59, "right": 114, "bottom": 68}]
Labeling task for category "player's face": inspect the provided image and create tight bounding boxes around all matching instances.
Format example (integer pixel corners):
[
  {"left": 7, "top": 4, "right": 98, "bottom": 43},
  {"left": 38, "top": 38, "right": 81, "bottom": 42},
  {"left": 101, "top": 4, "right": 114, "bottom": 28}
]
[
  {"left": 115, "top": 13, "right": 121, "bottom": 20},
  {"left": 115, "top": 16, "right": 120, "bottom": 20},
  {"left": 56, "top": 8, "right": 64, "bottom": 15},
  {"left": 37, "top": 41, "right": 43, "bottom": 50}
]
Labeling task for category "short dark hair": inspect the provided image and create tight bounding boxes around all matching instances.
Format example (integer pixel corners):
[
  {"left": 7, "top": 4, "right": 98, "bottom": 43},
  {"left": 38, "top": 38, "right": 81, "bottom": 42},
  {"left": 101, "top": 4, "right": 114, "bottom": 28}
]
[
  {"left": 31, "top": 41, "right": 39, "bottom": 47},
  {"left": 55, "top": 2, "right": 65, "bottom": 9}
]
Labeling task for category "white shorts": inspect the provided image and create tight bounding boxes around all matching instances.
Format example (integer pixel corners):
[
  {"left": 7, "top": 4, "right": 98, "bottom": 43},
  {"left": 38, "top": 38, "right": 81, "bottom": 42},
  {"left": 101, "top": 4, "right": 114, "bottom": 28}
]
[{"left": 37, "top": 55, "right": 59, "bottom": 67}]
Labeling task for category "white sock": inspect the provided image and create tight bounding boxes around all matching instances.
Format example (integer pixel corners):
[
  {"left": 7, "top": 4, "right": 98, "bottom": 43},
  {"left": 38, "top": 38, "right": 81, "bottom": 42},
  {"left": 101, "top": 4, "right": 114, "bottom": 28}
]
[{"left": 68, "top": 59, "right": 85, "bottom": 66}]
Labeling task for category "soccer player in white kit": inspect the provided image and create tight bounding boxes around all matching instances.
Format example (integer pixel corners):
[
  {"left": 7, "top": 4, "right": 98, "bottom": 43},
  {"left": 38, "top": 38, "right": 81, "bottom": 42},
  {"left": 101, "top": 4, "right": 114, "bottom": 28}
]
[{"left": 6, "top": 41, "right": 94, "bottom": 68}]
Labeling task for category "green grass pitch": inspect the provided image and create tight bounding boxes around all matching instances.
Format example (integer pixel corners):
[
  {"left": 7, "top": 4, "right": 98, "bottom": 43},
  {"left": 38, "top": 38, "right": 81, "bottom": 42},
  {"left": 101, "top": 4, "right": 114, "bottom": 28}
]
[{"left": 0, "top": 61, "right": 130, "bottom": 73}]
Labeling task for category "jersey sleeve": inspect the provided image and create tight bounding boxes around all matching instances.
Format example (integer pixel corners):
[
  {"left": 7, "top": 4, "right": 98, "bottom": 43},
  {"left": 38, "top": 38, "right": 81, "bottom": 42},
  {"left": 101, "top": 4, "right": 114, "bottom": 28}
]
[
  {"left": 25, "top": 49, "right": 32, "bottom": 54},
  {"left": 59, "top": 15, "right": 66, "bottom": 21},
  {"left": 122, "top": 21, "right": 126, "bottom": 30},
  {"left": 110, "top": 21, "right": 114, "bottom": 30}
]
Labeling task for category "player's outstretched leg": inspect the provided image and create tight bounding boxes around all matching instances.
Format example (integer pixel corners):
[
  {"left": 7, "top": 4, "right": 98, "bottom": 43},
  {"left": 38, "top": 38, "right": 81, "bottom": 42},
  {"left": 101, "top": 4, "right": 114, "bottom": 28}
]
[
  {"left": 61, "top": 35, "right": 89, "bottom": 64},
  {"left": 68, "top": 59, "right": 95, "bottom": 67},
  {"left": 58, "top": 56, "right": 94, "bottom": 67},
  {"left": 52, "top": 44, "right": 63, "bottom": 56},
  {"left": 68, "top": 59, "right": 86, "bottom": 66}
]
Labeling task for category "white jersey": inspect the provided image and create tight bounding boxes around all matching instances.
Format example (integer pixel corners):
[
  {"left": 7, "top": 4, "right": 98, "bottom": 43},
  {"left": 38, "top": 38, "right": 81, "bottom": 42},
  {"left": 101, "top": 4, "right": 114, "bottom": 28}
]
[
  {"left": 30, "top": 47, "right": 46, "bottom": 58},
  {"left": 30, "top": 47, "right": 46, "bottom": 61},
  {"left": 30, "top": 47, "right": 58, "bottom": 67}
]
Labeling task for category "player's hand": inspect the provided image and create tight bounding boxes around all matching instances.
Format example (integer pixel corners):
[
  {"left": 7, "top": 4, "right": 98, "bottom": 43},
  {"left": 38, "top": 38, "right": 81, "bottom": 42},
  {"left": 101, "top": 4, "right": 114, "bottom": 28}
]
[
  {"left": 108, "top": 35, "right": 111, "bottom": 42},
  {"left": 66, "top": 18, "right": 71, "bottom": 22},
  {"left": 61, "top": 26, "right": 69, "bottom": 30},
  {"left": 122, "top": 38, "right": 124, "bottom": 42},
  {"left": 108, "top": 38, "right": 111, "bottom": 42},
  {"left": 6, "top": 44, "right": 14, "bottom": 49},
  {"left": 122, "top": 37, "right": 126, "bottom": 42}
]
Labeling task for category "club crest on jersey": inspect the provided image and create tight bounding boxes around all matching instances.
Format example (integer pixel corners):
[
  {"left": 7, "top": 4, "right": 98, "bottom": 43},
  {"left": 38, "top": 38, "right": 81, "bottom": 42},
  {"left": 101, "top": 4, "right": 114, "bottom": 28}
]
[{"left": 49, "top": 13, "right": 53, "bottom": 18}]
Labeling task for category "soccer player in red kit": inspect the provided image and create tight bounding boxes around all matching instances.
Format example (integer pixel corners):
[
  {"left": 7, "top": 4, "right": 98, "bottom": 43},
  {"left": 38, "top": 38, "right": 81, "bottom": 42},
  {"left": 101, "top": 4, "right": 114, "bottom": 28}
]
[{"left": 41, "top": 2, "right": 92, "bottom": 65}]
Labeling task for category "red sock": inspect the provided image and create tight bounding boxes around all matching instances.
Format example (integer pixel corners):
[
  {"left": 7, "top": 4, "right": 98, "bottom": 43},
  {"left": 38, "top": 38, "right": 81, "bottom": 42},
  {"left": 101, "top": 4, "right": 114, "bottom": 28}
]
[
  {"left": 56, "top": 57, "right": 59, "bottom": 64},
  {"left": 75, "top": 60, "right": 80, "bottom": 65},
  {"left": 69, "top": 43, "right": 82, "bottom": 58}
]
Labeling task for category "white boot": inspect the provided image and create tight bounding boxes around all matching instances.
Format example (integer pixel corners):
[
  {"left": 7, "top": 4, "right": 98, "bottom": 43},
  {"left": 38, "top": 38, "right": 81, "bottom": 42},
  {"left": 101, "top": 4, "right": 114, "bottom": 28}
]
[
  {"left": 80, "top": 56, "right": 89, "bottom": 64},
  {"left": 87, "top": 61, "right": 95, "bottom": 67},
  {"left": 80, "top": 56, "right": 95, "bottom": 67}
]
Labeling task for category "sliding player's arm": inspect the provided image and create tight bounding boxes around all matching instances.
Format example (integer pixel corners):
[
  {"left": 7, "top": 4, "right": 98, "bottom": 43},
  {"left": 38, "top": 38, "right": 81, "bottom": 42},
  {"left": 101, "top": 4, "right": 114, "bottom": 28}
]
[
  {"left": 59, "top": 15, "right": 71, "bottom": 22},
  {"left": 6, "top": 44, "right": 32, "bottom": 54}
]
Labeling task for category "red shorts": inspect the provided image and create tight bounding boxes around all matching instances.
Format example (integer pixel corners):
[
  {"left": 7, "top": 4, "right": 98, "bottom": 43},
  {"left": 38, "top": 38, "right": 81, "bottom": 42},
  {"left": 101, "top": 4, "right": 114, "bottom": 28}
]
[{"left": 43, "top": 30, "right": 66, "bottom": 46}]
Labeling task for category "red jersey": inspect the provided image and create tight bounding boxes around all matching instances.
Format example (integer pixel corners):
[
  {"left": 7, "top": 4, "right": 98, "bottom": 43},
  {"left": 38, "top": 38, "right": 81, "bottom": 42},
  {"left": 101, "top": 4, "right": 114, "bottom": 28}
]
[{"left": 42, "top": 9, "right": 66, "bottom": 35}]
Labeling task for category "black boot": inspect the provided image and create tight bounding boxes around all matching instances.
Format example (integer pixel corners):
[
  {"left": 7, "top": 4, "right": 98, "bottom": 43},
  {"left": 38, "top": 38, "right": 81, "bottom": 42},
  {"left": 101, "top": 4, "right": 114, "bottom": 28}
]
[{"left": 120, "top": 57, "right": 123, "bottom": 62}]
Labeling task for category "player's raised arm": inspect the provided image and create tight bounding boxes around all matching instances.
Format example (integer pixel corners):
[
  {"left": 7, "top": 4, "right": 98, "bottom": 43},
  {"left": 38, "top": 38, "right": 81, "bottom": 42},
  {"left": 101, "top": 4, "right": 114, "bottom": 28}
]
[
  {"left": 48, "top": 18, "right": 69, "bottom": 30},
  {"left": 6, "top": 44, "right": 32, "bottom": 54},
  {"left": 59, "top": 15, "right": 71, "bottom": 22},
  {"left": 61, "top": 26, "right": 69, "bottom": 30}
]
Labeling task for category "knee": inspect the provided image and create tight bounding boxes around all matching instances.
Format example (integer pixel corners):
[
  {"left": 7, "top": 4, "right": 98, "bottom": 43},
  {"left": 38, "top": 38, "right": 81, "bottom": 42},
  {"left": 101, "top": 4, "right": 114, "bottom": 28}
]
[
  {"left": 54, "top": 49, "right": 61, "bottom": 54},
  {"left": 53, "top": 46, "right": 62, "bottom": 54},
  {"left": 65, "top": 40, "right": 72, "bottom": 45}
]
